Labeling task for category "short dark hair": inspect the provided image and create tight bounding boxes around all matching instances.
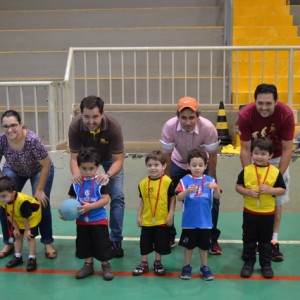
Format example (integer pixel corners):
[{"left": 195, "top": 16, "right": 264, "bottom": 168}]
[
  {"left": 77, "top": 147, "right": 101, "bottom": 166},
  {"left": 187, "top": 148, "right": 208, "bottom": 164},
  {"left": 80, "top": 96, "right": 104, "bottom": 114},
  {"left": 145, "top": 150, "right": 167, "bottom": 165},
  {"left": 1, "top": 110, "right": 22, "bottom": 124},
  {"left": 176, "top": 109, "right": 199, "bottom": 118},
  {"left": 251, "top": 137, "right": 274, "bottom": 154},
  {"left": 254, "top": 84, "right": 278, "bottom": 102},
  {"left": 0, "top": 176, "right": 16, "bottom": 193}
]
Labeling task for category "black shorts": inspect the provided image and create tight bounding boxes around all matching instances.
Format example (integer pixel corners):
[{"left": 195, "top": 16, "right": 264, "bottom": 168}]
[
  {"left": 19, "top": 225, "right": 39, "bottom": 238},
  {"left": 140, "top": 226, "right": 171, "bottom": 256},
  {"left": 179, "top": 228, "right": 211, "bottom": 250},
  {"left": 76, "top": 224, "right": 113, "bottom": 262}
]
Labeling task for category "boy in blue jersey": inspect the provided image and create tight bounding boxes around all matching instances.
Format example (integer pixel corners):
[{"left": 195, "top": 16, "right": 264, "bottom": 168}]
[
  {"left": 133, "top": 150, "right": 175, "bottom": 276},
  {"left": 176, "top": 148, "right": 221, "bottom": 281},
  {"left": 62, "top": 147, "right": 113, "bottom": 280}
]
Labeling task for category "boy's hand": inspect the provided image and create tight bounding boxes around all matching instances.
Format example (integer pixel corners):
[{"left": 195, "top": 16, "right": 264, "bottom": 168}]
[
  {"left": 248, "top": 188, "right": 260, "bottom": 198},
  {"left": 259, "top": 184, "right": 271, "bottom": 194},
  {"left": 24, "top": 230, "right": 33, "bottom": 240},
  {"left": 136, "top": 216, "right": 142, "bottom": 227},
  {"left": 165, "top": 213, "right": 174, "bottom": 226},
  {"left": 78, "top": 202, "right": 91, "bottom": 215},
  {"left": 186, "top": 184, "right": 198, "bottom": 193},
  {"left": 206, "top": 182, "right": 218, "bottom": 190}
]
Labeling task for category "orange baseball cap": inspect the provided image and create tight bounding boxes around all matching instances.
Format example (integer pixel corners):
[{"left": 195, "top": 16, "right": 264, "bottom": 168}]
[{"left": 177, "top": 96, "right": 199, "bottom": 112}]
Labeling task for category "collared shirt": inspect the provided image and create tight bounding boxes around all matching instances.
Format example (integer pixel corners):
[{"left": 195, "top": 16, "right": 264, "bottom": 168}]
[
  {"left": 160, "top": 116, "right": 219, "bottom": 170},
  {"left": 68, "top": 113, "right": 124, "bottom": 160}
]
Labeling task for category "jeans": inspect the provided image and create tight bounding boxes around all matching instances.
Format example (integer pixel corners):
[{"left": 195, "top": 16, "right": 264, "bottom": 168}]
[
  {"left": 1, "top": 164, "right": 54, "bottom": 245},
  {"left": 101, "top": 158, "right": 125, "bottom": 242},
  {"left": 170, "top": 161, "right": 221, "bottom": 242}
]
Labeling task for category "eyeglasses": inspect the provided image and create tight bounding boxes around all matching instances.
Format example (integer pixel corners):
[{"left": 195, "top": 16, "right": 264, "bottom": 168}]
[{"left": 1, "top": 123, "right": 19, "bottom": 131}]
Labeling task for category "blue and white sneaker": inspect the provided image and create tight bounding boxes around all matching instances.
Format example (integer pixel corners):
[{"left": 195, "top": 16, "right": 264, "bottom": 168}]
[
  {"left": 180, "top": 264, "right": 192, "bottom": 280},
  {"left": 200, "top": 265, "right": 214, "bottom": 281}
]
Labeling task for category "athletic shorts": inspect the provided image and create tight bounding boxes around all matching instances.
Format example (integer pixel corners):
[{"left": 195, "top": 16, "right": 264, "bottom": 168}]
[
  {"left": 76, "top": 224, "right": 113, "bottom": 262},
  {"left": 270, "top": 157, "right": 290, "bottom": 206},
  {"left": 179, "top": 228, "right": 211, "bottom": 250},
  {"left": 140, "top": 226, "right": 171, "bottom": 256},
  {"left": 19, "top": 225, "right": 39, "bottom": 237}
]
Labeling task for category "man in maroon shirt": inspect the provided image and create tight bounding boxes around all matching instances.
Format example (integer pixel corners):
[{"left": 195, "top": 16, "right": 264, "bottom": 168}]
[{"left": 238, "top": 83, "right": 295, "bottom": 262}]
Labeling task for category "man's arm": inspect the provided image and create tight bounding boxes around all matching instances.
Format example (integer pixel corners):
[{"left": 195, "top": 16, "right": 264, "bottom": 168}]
[
  {"left": 70, "top": 152, "right": 82, "bottom": 183},
  {"left": 278, "top": 140, "right": 293, "bottom": 174},
  {"left": 207, "top": 151, "right": 217, "bottom": 178},
  {"left": 163, "top": 152, "right": 172, "bottom": 177},
  {"left": 106, "top": 152, "right": 124, "bottom": 176},
  {"left": 240, "top": 140, "right": 252, "bottom": 168}
]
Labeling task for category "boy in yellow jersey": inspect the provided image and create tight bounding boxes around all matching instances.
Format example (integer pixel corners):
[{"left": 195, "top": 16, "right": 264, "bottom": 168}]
[
  {"left": 133, "top": 150, "right": 175, "bottom": 276},
  {"left": 236, "top": 138, "right": 286, "bottom": 279},
  {"left": 0, "top": 176, "right": 41, "bottom": 271}
]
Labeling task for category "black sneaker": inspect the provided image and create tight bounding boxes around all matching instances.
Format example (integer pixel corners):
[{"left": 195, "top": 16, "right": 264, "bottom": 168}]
[
  {"left": 240, "top": 264, "right": 253, "bottom": 278},
  {"left": 153, "top": 261, "right": 165, "bottom": 275},
  {"left": 6, "top": 256, "right": 23, "bottom": 268},
  {"left": 27, "top": 258, "right": 37, "bottom": 272},
  {"left": 132, "top": 263, "right": 149, "bottom": 276},
  {"left": 261, "top": 266, "right": 274, "bottom": 279},
  {"left": 271, "top": 242, "right": 284, "bottom": 262},
  {"left": 111, "top": 241, "right": 124, "bottom": 258}
]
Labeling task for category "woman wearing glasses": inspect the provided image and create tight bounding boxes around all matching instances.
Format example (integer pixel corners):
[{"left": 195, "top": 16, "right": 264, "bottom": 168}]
[{"left": 0, "top": 110, "right": 56, "bottom": 259}]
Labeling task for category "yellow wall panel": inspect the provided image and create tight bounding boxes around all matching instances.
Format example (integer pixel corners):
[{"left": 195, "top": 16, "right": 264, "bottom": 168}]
[
  {"left": 234, "top": 16, "right": 293, "bottom": 26},
  {"left": 234, "top": 0, "right": 286, "bottom": 6},
  {"left": 233, "top": 26, "right": 297, "bottom": 37}
]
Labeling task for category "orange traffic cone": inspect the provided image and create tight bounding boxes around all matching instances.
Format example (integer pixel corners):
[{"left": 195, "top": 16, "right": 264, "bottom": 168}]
[{"left": 216, "top": 101, "right": 231, "bottom": 146}]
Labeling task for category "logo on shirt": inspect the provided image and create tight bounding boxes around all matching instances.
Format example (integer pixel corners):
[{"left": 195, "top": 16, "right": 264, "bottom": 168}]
[
  {"left": 251, "top": 124, "right": 279, "bottom": 142},
  {"left": 100, "top": 138, "right": 109, "bottom": 144}
]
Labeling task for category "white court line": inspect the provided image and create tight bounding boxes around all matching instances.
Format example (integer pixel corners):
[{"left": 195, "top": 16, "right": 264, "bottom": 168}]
[{"left": 1, "top": 235, "right": 300, "bottom": 244}]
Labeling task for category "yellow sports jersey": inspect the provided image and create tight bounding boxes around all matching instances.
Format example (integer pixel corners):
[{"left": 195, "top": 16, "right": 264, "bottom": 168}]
[
  {"left": 243, "top": 164, "right": 279, "bottom": 214},
  {"left": 0, "top": 192, "right": 41, "bottom": 229},
  {"left": 139, "top": 175, "right": 172, "bottom": 226}
]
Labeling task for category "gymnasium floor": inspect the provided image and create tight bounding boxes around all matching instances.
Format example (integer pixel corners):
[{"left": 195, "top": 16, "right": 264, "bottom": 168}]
[{"left": 1, "top": 210, "right": 300, "bottom": 300}]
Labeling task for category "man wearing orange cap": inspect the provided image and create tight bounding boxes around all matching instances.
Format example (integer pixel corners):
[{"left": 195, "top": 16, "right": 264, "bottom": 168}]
[{"left": 160, "top": 96, "right": 222, "bottom": 254}]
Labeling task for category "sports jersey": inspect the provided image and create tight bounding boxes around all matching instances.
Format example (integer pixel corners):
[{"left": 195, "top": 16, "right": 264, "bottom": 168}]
[
  {"left": 69, "top": 176, "right": 109, "bottom": 224},
  {"left": 0, "top": 192, "right": 41, "bottom": 229},
  {"left": 176, "top": 174, "right": 215, "bottom": 229},
  {"left": 238, "top": 102, "right": 295, "bottom": 158},
  {"left": 237, "top": 164, "right": 286, "bottom": 215},
  {"left": 138, "top": 175, "right": 174, "bottom": 227}
]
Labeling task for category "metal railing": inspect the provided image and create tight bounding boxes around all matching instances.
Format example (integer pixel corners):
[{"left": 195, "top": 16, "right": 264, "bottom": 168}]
[
  {"left": 0, "top": 81, "right": 70, "bottom": 151},
  {"left": 65, "top": 46, "right": 300, "bottom": 108},
  {"left": 1, "top": 45, "right": 300, "bottom": 150}
]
